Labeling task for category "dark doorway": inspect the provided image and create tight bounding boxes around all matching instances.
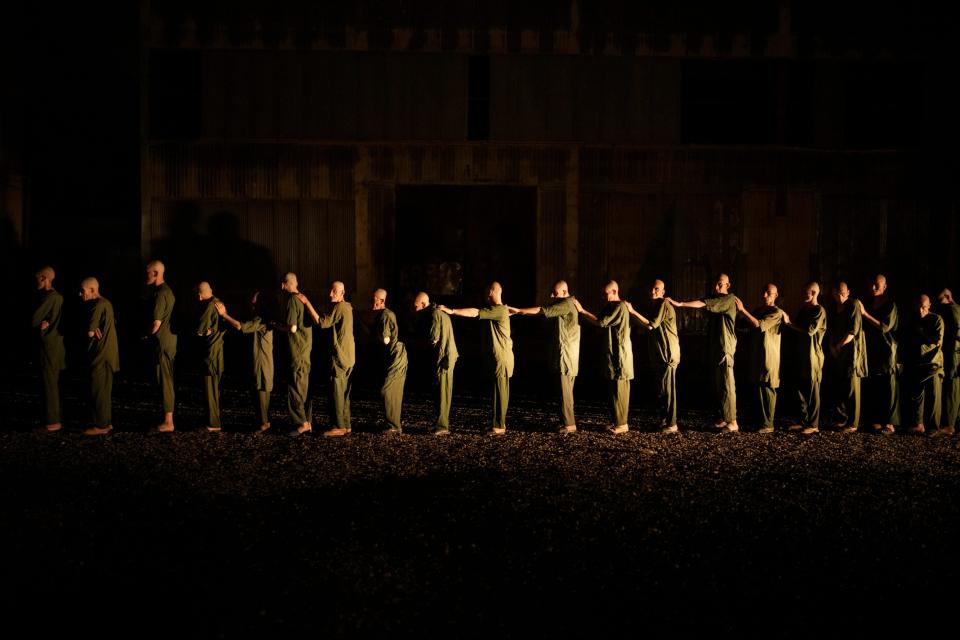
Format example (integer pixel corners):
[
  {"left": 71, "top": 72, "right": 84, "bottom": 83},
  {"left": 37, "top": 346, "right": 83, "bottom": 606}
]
[{"left": 394, "top": 186, "right": 537, "bottom": 306}]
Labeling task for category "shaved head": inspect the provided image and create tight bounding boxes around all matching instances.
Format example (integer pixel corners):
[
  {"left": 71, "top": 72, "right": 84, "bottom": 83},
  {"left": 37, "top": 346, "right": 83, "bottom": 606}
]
[
  {"left": 414, "top": 291, "right": 430, "bottom": 311},
  {"left": 282, "top": 272, "right": 298, "bottom": 293},
  {"left": 197, "top": 281, "right": 213, "bottom": 300},
  {"left": 870, "top": 274, "right": 888, "bottom": 296},
  {"left": 651, "top": 279, "right": 665, "bottom": 299},
  {"left": 919, "top": 294, "right": 932, "bottom": 317},
  {"left": 146, "top": 260, "right": 166, "bottom": 286},
  {"left": 803, "top": 281, "right": 820, "bottom": 304},
  {"left": 330, "top": 280, "right": 346, "bottom": 303},
  {"left": 80, "top": 277, "right": 100, "bottom": 301},
  {"left": 372, "top": 288, "right": 387, "bottom": 310},
  {"left": 939, "top": 288, "right": 954, "bottom": 304},
  {"left": 604, "top": 280, "right": 620, "bottom": 301},
  {"left": 35, "top": 266, "right": 55, "bottom": 290},
  {"left": 714, "top": 273, "right": 731, "bottom": 295},
  {"left": 762, "top": 283, "right": 778, "bottom": 305},
  {"left": 487, "top": 281, "right": 503, "bottom": 304},
  {"left": 551, "top": 280, "right": 569, "bottom": 298}
]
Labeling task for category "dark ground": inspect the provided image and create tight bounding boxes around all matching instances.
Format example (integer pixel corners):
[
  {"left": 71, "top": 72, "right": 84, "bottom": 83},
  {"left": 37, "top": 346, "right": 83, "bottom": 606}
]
[{"left": 2, "top": 371, "right": 960, "bottom": 638}]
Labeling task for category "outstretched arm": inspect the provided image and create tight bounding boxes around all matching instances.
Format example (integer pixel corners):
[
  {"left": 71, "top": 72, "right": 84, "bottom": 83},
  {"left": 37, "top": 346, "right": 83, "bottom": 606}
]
[
  {"left": 215, "top": 301, "right": 242, "bottom": 331},
  {"left": 572, "top": 298, "right": 598, "bottom": 324},
  {"left": 295, "top": 293, "right": 321, "bottom": 325},
  {"left": 513, "top": 306, "right": 542, "bottom": 315},
  {"left": 735, "top": 297, "right": 760, "bottom": 328},
  {"left": 438, "top": 305, "right": 480, "bottom": 318},
  {"left": 624, "top": 301, "right": 651, "bottom": 327},
  {"left": 670, "top": 297, "right": 706, "bottom": 310}
]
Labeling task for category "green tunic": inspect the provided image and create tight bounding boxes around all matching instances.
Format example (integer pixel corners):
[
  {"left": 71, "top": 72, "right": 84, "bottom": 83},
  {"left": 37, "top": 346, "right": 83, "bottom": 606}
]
[
  {"left": 87, "top": 297, "right": 120, "bottom": 372},
  {"left": 33, "top": 289, "right": 66, "bottom": 371},
  {"left": 85, "top": 296, "right": 118, "bottom": 428},
  {"left": 541, "top": 297, "right": 580, "bottom": 376},
  {"left": 912, "top": 313, "right": 945, "bottom": 379},
  {"left": 427, "top": 305, "right": 457, "bottom": 430},
  {"left": 645, "top": 298, "right": 680, "bottom": 368},
  {"left": 702, "top": 293, "right": 738, "bottom": 365},
  {"left": 316, "top": 301, "right": 356, "bottom": 375},
  {"left": 285, "top": 293, "right": 313, "bottom": 367},
  {"left": 795, "top": 305, "right": 827, "bottom": 382},
  {"left": 938, "top": 303, "right": 960, "bottom": 379},
  {"left": 197, "top": 297, "right": 225, "bottom": 377},
  {"left": 865, "top": 299, "right": 899, "bottom": 375},
  {"left": 598, "top": 301, "right": 633, "bottom": 381},
  {"left": 478, "top": 304, "right": 514, "bottom": 378},
  {"left": 749, "top": 305, "right": 784, "bottom": 388},
  {"left": 151, "top": 283, "right": 177, "bottom": 358},
  {"left": 240, "top": 317, "right": 274, "bottom": 392},
  {"left": 429, "top": 306, "right": 459, "bottom": 371},
  {"left": 376, "top": 308, "right": 408, "bottom": 378},
  {"left": 834, "top": 298, "right": 868, "bottom": 378}
]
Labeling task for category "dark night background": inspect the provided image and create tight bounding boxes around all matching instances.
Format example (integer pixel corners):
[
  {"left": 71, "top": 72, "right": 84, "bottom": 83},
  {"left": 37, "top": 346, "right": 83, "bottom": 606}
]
[{"left": 2, "top": 1, "right": 960, "bottom": 637}]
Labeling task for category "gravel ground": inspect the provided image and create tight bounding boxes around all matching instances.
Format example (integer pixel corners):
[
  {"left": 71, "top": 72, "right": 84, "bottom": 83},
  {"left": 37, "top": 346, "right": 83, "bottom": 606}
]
[{"left": 3, "top": 373, "right": 960, "bottom": 638}]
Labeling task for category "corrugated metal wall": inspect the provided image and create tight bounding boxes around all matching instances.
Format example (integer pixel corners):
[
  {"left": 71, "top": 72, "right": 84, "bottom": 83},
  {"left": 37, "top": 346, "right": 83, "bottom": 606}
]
[{"left": 201, "top": 51, "right": 467, "bottom": 141}]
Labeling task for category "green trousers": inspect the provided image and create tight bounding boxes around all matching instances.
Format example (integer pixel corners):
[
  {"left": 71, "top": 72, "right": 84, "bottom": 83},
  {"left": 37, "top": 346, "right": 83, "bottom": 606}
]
[
  {"left": 867, "top": 373, "right": 900, "bottom": 425},
  {"left": 797, "top": 374, "right": 822, "bottom": 428},
  {"left": 435, "top": 365, "right": 455, "bottom": 428},
  {"left": 287, "top": 362, "right": 312, "bottom": 425},
  {"left": 714, "top": 359, "right": 737, "bottom": 423},
  {"left": 254, "top": 390, "right": 270, "bottom": 426},
  {"left": 330, "top": 367, "right": 353, "bottom": 429},
  {"left": 156, "top": 352, "right": 176, "bottom": 413},
  {"left": 204, "top": 374, "right": 222, "bottom": 429},
  {"left": 835, "top": 375, "right": 861, "bottom": 428},
  {"left": 940, "top": 376, "right": 959, "bottom": 428},
  {"left": 90, "top": 363, "right": 113, "bottom": 427},
  {"left": 41, "top": 363, "right": 61, "bottom": 425},
  {"left": 609, "top": 378, "right": 630, "bottom": 426},
  {"left": 492, "top": 373, "right": 510, "bottom": 428},
  {"left": 657, "top": 366, "right": 678, "bottom": 426},
  {"left": 758, "top": 383, "right": 777, "bottom": 428},
  {"left": 556, "top": 374, "right": 576, "bottom": 427},
  {"left": 909, "top": 372, "right": 942, "bottom": 428},
  {"left": 381, "top": 362, "right": 407, "bottom": 430}
]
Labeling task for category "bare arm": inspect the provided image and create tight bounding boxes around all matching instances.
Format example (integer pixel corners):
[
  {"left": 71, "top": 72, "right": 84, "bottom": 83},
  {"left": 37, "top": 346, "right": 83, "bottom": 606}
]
[
  {"left": 858, "top": 300, "right": 882, "bottom": 329},
  {"left": 571, "top": 298, "right": 598, "bottom": 324},
  {"left": 514, "top": 306, "right": 542, "bottom": 315},
  {"left": 735, "top": 297, "right": 760, "bottom": 328},
  {"left": 439, "top": 305, "right": 479, "bottom": 318},
  {"left": 150, "top": 320, "right": 162, "bottom": 335},
  {"left": 215, "top": 301, "right": 242, "bottom": 331},
  {"left": 295, "top": 293, "right": 320, "bottom": 325},
  {"left": 671, "top": 298, "right": 706, "bottom": 310},
  {"left": 624, "top": 301, "right": 650, "bottom": 327}
]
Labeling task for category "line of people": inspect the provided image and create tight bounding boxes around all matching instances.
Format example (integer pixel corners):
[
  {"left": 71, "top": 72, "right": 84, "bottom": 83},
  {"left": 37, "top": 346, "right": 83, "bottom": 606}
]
[{"left": 30, "top": 262, "right": 960, "bottom": 438}]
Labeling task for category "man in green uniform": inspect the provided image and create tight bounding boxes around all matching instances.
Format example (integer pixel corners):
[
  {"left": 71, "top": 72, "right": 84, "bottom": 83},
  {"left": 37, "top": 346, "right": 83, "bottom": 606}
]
[
  {"left": 936, "top": 288, "right": 960, "bottom": 437},
  {"left": 514, "top": 280, "right": 591, "bottom": 433},
  {"left": 859, "top": 274, "right": 900, "bottom": 434},
  {"left": 146, "top": 260, "right": 177, "bottom": 432},
  {"left": 414, "top": 292, "right": 458, "bottom": 435},
  {"left": 196, "top": 282, "right": 226, "bottom": 432},
  {"left": 33, "top": 266, "right": 65, "bottom": 433},
  {"left": 828, "top": 281, "right": 868, "bottom": 432},
  {"left": 441, "top": 282, "right": 514, "bottom": 435},
  {"left": 583, "top": 280, "right": 633, "bottom": 434},
  {"left": 786, "top": 282, "right": 828, "bottom": 435},
  {"left": 281, "top": 272, "right": 313, "bottom": 435},
  {"left": 373, "top": 288, "right": 408, "bottom": 434},
  {"left": 671, "top": 273, "right": 744, "bottom": 432},
  {"left": 737, "top": 284, "right": 788, "bottom": 433},
  {"left": 626, "top": 279, "right": 681, "bottom": 433},
  {"left": 905, "top": 295, "right": 944, "bottom": 435},
  {"left": 80, "top": 277, "right": 119, "bottom": 436},
  {"left": 216, "top": 292, "right": 274, "bottom": 432},
  {"left": 299, "top": 281, "right": 355, "bottom": 437}
]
